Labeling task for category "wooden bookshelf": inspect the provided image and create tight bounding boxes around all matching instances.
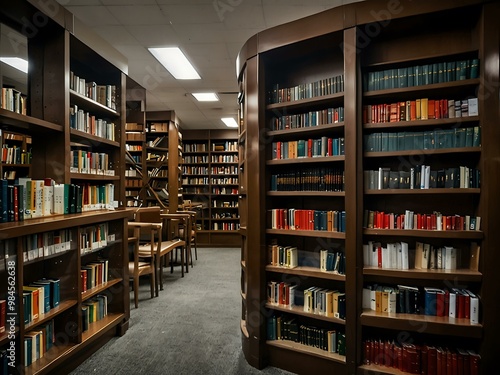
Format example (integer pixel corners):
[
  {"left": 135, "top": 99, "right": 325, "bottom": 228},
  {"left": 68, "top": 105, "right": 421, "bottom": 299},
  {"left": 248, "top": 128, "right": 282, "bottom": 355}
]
[
  {"left": 237, "top": 1, "right": 499, "bottom": 374},
  {"left": 0, "top": 2, "right": 130, "bottom": 373},
  {"left": 182, "top": 129, "right": 240, "bottom": 246}
]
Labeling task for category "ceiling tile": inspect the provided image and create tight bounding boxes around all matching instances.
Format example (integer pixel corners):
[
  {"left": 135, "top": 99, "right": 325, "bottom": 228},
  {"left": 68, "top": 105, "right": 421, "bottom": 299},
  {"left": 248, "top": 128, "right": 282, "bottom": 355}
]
[
  {"left": 159, "top": 4, "right": 222, "bottom": 24},
  {"left": 106, "top": 5, "right": 171, "bottom": 25},
  {"left": 125, "top": 24, "right": 179, "bottom": 47},
  {"left": 90, "top": 25, "right": 137, "bottom": 45},
  {"left": 63, "top": 6, "right": 120, "bottom": 26}
]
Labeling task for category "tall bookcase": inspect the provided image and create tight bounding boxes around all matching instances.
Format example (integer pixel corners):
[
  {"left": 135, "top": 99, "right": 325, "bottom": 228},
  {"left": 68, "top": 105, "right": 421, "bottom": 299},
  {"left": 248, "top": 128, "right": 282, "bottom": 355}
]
[
  {"left": 124, "top": 76, "right": 146, "bottom": 208},
  {"left": 237, "top": 1, "right": 500, "bottom": 374},
  {"left": 144, "top": 111, "right": 182, "bottom": 213},
  {"left": 1, "top": 1, "right": 130, "bottom": 374},
  {"left": 182, "top": 129, "right": 240, "bottom": 246}
]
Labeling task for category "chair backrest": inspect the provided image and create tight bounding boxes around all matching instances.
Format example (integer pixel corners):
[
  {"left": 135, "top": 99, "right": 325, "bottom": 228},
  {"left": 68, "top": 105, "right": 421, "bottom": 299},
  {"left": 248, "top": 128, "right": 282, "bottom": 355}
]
[{"left": 135, "top": 206, "right": 161, "bottom": 223}]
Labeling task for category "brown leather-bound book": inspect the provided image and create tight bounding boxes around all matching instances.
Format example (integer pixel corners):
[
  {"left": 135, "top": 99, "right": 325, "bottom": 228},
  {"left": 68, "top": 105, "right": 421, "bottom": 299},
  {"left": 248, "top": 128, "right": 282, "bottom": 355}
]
[
  {"left": 427, "top": 346, "right": 437, "bottom": 375},
  {"left": 421, "top": 345, "right": 428, "bottom": 375}
]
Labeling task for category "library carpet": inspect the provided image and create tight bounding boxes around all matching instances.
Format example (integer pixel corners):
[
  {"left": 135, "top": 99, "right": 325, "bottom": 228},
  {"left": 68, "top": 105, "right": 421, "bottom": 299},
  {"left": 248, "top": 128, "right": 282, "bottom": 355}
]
[{"left": 70, "top": 247, "right": 293, "bottom": 375}]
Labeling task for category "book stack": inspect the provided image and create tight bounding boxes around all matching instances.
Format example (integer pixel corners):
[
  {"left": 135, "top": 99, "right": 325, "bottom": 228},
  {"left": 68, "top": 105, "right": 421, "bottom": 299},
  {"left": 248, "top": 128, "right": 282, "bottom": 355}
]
[
  {"left": 23, "top": 229, "right": 73, "bottom": 261},
  {"left": 70, "top": 150, "right": 114, "bottom": 176},
  {"left": 268, "top": 244, "right": 298, "bottom": 268},
  {"left": 23, "top": 319, "right": 55, "bottom": 367},
  {"left": 22, "top": 279, "right": 60, "bottom": 324},
  {"left": 269, "top": 208, "right": 346, "bottom": 233},
  {"left": 267, "top": 314, "right": 345, "bottom": 355},
  {"left": 364, "top": 58, "right": 479, "bottom": 92},
  {"left": 81, "top": 259, "right": 109, "bottom": 291},
  {"left": 364, "top": 126, "right": 481, "bottom": 152},
  {"left": 1, "top": 87, "right": 27, "bottom": 115},
  {"left": 267, "top": 281, "right": 296, "bottom": 307},
  {"left": 69, "top": 71, "right": 117, "bottom": 110},
  {"left": 80, "top": 223, "right": 109, "bottom": 255},
  {"left": 319, "top": 249, "right": 346, "bottom": 275},
  {"left": 82, "top": 294, "right": 108, "bottom": 332},
  {"left": 272, "top": 106, "right": 344, "bottom": 130},
  {"left": 269, "top": 74, "right": 344, "bottom": 104},
  {"left": 303, "top": 287, "right": 346, "bottom": 320},
  {"left": 69, "top": 104, "right": 116, "bottom": 140},
  {"left": 363, "top": 338, "right": 480, "bottom": 375},
  {"left": 272, "top": 137, "right": 345, "bottom": 159}
]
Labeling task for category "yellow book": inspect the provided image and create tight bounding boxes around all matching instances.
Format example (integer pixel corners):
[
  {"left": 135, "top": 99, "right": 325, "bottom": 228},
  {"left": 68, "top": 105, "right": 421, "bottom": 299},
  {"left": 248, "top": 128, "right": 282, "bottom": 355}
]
[{"left": 421, "top": 98, "right": 429, "bottom": 120}]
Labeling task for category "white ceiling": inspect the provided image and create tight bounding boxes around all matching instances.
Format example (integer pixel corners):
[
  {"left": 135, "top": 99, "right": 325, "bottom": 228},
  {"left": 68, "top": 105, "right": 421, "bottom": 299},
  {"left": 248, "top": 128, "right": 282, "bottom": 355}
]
[{"left": 56, "top": 0, "right": 363, "bottom": 130}]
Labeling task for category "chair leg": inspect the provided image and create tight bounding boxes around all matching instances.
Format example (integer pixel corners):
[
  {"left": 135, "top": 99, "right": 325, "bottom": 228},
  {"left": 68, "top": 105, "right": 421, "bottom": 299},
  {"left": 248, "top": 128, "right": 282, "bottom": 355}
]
[
  {"left": 194, "top": 239, "right": 197, "bottom": 260},
  {"left": 134, "top": 276, "right": 139, "bottom": 308},
  {"left": 150, "top": 271, "right": 155, "bottom": 299},
  {"left": 180, "top": 246, "right": 185, "bottom": 277}
]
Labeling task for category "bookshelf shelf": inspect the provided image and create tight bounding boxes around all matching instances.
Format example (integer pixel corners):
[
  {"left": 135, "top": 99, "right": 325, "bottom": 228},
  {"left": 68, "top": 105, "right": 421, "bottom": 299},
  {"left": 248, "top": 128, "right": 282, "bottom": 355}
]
[
  {"left": 266, "top": 92, "right": 344, "bottom": 111},
  {"left": 267, "top": 156, "right": 345, "bottom": 165},
  {"left": 25, "top": 343, "right": 78, "bottom": 375},
  {"left": 70, "top": 129, "right": 119, "bottom": 147},
  {"left": 364, "top": 147, "right": 481, "bottom": 158},
  {"left": 81, "top": 313, "right": 125, "bottom": 343},
  {"left": 360, "top": 310, "right": 483, "bottom": 338},
  {"left": 266, "top": 265, "right": 346, "bottom": 282},
  {"left": 362, "top": 267, "right": 482, "bottom": 282},
  {"left": 267, "top": 340, "right": 346, "bottom": 364},
  {"left": 267, "top": 122, "right": 345, "bottom": 138},
  {"left": 364, "top": 188, "right": 480, "bottom": 195},
  {"left": 70, "top": 173, "right": 119, "bottom": 181},
  {"left": 0, "top": 108, "right": 63, "bottom": 134},
  {"left": 267, "top": 191, "right": 345, "bottom": 197},
  {"left": 363, "top": 229, "right": 483, "bottom": 239},
  {"left": 266, "top": 303, "right": 346, "bottom": 325},
  {"left": 358, "top": 364, "right": 416, "bottom": 375},
  {"left": 81, "top": 278, "right": 123, "bottom": 301},
  {"left": 266, "top": 229, "right": 346, "bottom": 239},
  {"left": 363, "top": 116, "right": 479, "bottom": 130},
  {"left": 70, "top": 90, "right": 119, "bottom": 117},
  {"left": 24, "top": 300, "right": 78, "bottom": 331}
]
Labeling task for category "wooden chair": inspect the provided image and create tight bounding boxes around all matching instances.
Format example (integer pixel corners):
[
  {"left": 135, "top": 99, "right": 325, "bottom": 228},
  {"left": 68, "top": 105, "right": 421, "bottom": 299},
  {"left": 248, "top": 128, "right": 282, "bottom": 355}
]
[
  {"left": 128, "top": 207, "right": 187, "bottom": 296},
  {"left": 178, "top": 210, "right": 198, "bottom": 266},
  {"left": 128, "top": 225, "right": 155, "bottom": 308},
  {"left": 162, "top": 211, "right": 191, "bottom": 274}
]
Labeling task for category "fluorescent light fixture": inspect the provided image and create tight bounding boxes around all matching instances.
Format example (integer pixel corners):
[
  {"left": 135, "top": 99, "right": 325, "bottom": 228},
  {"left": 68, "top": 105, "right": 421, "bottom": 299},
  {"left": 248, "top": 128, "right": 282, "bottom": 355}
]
[
  {"left": 222, "top": 117, "right": 238, "bottom": 128},
  {"left": 0, "top": 57, "right": 28, "bottom": 73},
  {"left": 192, "top": 92, "right": 219, "bottom": 102},
  {"left": 148, "top": 47, "right": 200, "bottom": 79}
]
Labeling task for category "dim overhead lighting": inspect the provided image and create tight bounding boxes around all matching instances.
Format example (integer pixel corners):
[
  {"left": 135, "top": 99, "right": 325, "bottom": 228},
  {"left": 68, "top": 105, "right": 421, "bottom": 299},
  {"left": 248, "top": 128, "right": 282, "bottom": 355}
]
[
  {"left": 192, "top": 92, "right": 219, "bottom": 102},
  {"left": 148, "top": 47, "right": 200, "bottom": 80},
  {"left": 222, "top": 117, "right": 238, "bottom": 128},
  {"left": 0, "top": 57, "right": 28, "bottom": 73}
]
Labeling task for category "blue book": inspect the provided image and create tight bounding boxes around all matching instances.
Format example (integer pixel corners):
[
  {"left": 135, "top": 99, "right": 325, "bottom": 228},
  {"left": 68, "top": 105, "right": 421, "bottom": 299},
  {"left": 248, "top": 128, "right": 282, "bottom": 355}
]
[
  {"left": 32, "top": 282, "right": 51, "bottom": 313},
  {"left": 0, "top": 179, "right": 7, "bottom": 222}
]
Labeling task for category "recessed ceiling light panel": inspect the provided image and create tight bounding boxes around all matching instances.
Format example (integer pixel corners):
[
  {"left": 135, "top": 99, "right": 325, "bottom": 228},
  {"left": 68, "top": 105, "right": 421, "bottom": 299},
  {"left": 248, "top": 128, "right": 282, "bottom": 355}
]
[{"left": 148, "top": 47, "right": 200, "bottom": 80}]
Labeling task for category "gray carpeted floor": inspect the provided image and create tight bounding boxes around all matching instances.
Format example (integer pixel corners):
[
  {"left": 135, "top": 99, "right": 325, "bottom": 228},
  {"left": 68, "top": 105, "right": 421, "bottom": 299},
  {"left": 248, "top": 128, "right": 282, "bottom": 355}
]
[{"left": 70, "top": 247, "right": 295, "bottom": 375}]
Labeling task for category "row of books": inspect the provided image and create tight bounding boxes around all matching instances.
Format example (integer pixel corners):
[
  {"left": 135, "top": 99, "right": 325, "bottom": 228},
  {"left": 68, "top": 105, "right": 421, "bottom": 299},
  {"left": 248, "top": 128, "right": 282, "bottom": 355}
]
[
  {"left": 269, "top": 208, "right": 346, "bottom": 233},
  {"left": 23, "top": 319, "right": 55, "bottom": 367},
  {"left": 184, "top": 155, "right": 208, "bottom": 164},
  {"left": 364, "top": 126, "right": 481, "bottom": 153},
  {"left": 125, "top": 144, "right": 143, "bottom": 152},
  {"left": 183, "top": 166, "right": 208, "bottom": 175},
  {"left": 269, "top": 74, "right": 345, "bottom": 104},
  {"left": 267, "top": 314, "right": 346, "bottom": 355},
  {"left": 147, "top": 168, "right": 167, "bottom": 178},
  {"left": 271, "top": 106, "right": 345, "bottom": 131},
  {"left": 211, "top": 212, "right": 238, "bottom": 219},
  {"left": 211, "top": 155, "right": 238, "bottom": 163},
  {"left": 212, "top": 200, "right": 237, "bottom": 208},
  {"left": 69, "top": 104, "right": 116, "bottom": 141},
  {"left": 81, "top": 259, "right": 109, "bottom": 291},
  {"left": 363, "top": 209, "right": 481, "bottom": 231},
  {"left": 270, "top": 167, "right": 345, "bottom": 192},
  {"left": 362, "top": 241, "right": 478, "bottom": 271},
  {"left": 211, "top": 177, "right": 238, "bottom": 185},
  {"left": 272, "top": 137, "right": 346, "bottom": 160},
  {"left": 80, "top": 223, "right": 110, "bottom": 255},
  {"left": 1, "top": 145, "right": 31, "bottom": 165},
  {"left": 23, "top": 279, "right": 60, "bottom": 324},
  {"left": 146, "top": 152, "right": 167, "bottom": 162},
  {"left": 24, "top": 229, "right": 73, "bottom": 262},
  {"left": 69, "top": 71, "right": 117, "bottom": 110},
  {"left": 362, "top": 338, "right": 480, "bottom": 375},
  {"left": 364, "top": 166, "right": 480, "bottom": 190},
  {"left": 125, "top": 131, "right": 144, "bottom": 141},
  {"left": 211, "top": 166, "right": 237, "bottom": 174},
  {"left": 70, "top": 150, "right": 115, "bottom": 176},
  {"left": 362, "top": 284, "right": 479, "bottom": 322},
  {"left": 184, "top": 143, "right": 207, "bottom": 152},
  {"left": 1, "top": 87, "right": 27, "bottom": 115},
  {"left": 212, "top": 141, "right": 237, "bottom": 151},
  {"left": 128, "top": 154, "right": 141, "bottom": 164},
  {"left": 363, "top": 97, "right": 478, "bottom": 124},
  {"left": 82, "top": 294, "right": 108, "bottom": 332},
  {"left": 319, "top": 249, "right": 346, "bottom": 275},
  {"left": 212, "top": 222, "right": 239, "bottom": 230},
  {"left": 364, "top": 58, "right": 479, "bottom": 92},
  {"left": 183, "top": 177, "right": 208, "bottom": 185},
  {"left": 124, "top": 169, "right": 139, "bottom": 177},
  {"left": 211, "top": 187, "right": 238, "bottom": 195}
]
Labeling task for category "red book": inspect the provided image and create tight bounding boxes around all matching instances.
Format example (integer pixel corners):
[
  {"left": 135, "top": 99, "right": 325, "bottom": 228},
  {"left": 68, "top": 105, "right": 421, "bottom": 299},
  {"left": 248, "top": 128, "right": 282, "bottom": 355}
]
[
  {"left": 373, "top": 340, "right": 380, "bottom": 365},
  {"left": 431, "top": 214, "right": 437, "bottom": 230},
  {"left": 441, "top": 99, "right": 448, "bottom": 118},
  {"left": 428, "top": 100, "right": 435, "bottom": 119},
  {"left": 421, "top": 345, "right": 429, "bottom": 375},
  {"left": 446, "top": 349, "right": 453, "bottom": 375},
  {"left": 437, "top": 347, "right": 444, "bottom": 375},
  {"left": 378, "top": 246, "right": 383, "bottom": 268},
  {"left": 396, "top": 345, "right": 403, "bottom": 371},
  {"left": 383, "top": 213, "right": 389, "bottom": 229},
  {"left": 451, "top": 215, "right": 456, "bottom": 230},
  {"left": 13, "top": 185, "right": 19, "bottom": 221},
  {"left": 410, "top": 101, "right": 417, "bottom": 120},
  {"left": 427, "top": 346, "right": 438, "bottom": 375},
  {"left": 463, "top": 290, "right": 470, "bottom": 319},
  {"left": 81, "top": 269, "right": 87, "bottom": 292},
  {"left": 446, "top": 216, "right": 452, "bottom": 230},
  {"left": 417, "top": 214, "right": 422, "bottom": 229},
  {"left": 363, "top": 340, "right": 371, "bottom": 364},
  {"left": 452, "top": 352, "right": 458, "bottom": 375},
  {"left": 427, "top": 215, "right": 432, "bottom": 230},
  {"left": 443, "top": 289, "right": 450, "bottom": 317},
  {"left": 437, "top": 291, "right": 446, "bottom": 317},
  {"left": 307, "top": 139, "right": 312, "bottom": 157},
  {"left": 327, "top": 138, "right": 333, "bottom": 156}
]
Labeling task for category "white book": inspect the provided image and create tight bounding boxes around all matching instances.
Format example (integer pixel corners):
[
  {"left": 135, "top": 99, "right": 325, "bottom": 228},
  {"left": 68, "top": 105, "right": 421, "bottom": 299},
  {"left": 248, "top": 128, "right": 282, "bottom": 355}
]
[
  {"left": 436, "top": 247, "right": 443, "bottom": 269},
  {"left": 401, "top": 242, "right": 409, "bottom": 270},
  {"left": 429, "top": 246, "right": 436, "bottom": 269},
  {"left": 377, "top": 167, "right": 383, "bottom": 190},
  {"left": 371, "top": 242, "right": 379, "bottom": 268},
  {"left": 288, "top": 247, "right": 298, "bottom": 268},
  {"left": 468, "top": 97, "right": 479, "bottom": 116},
  {"left": 381, "top": 246, "right": 389, "bottom": 269},
  {"left": 362, "top": 288, "right": 371, "bottom": 309},
  {"left": 444, "top": 246, "right": 456, "bottom": 270},
  {"left": 424, "top": 166, "right": 430, "bottom": 189},
  {"left": 388, "top": 289, "right": 397, "bottom": 313},
  {"left": 449, "top": 292, "right": 457, "bottom": 318},
  {"left": 467, "top": 290, "right": 479, "bottom": 324},
  {"left": 396, "top": 242, "right": 402, "bottom": 270},
  {"left": 320, "top": 249, "right": 328, "bottom": 271},
  {"left": 420, "top": 165, "right": 426, "bottom": 189},
  {"left": 33, "top": 180, "right": 45, "bottom": 218}
]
